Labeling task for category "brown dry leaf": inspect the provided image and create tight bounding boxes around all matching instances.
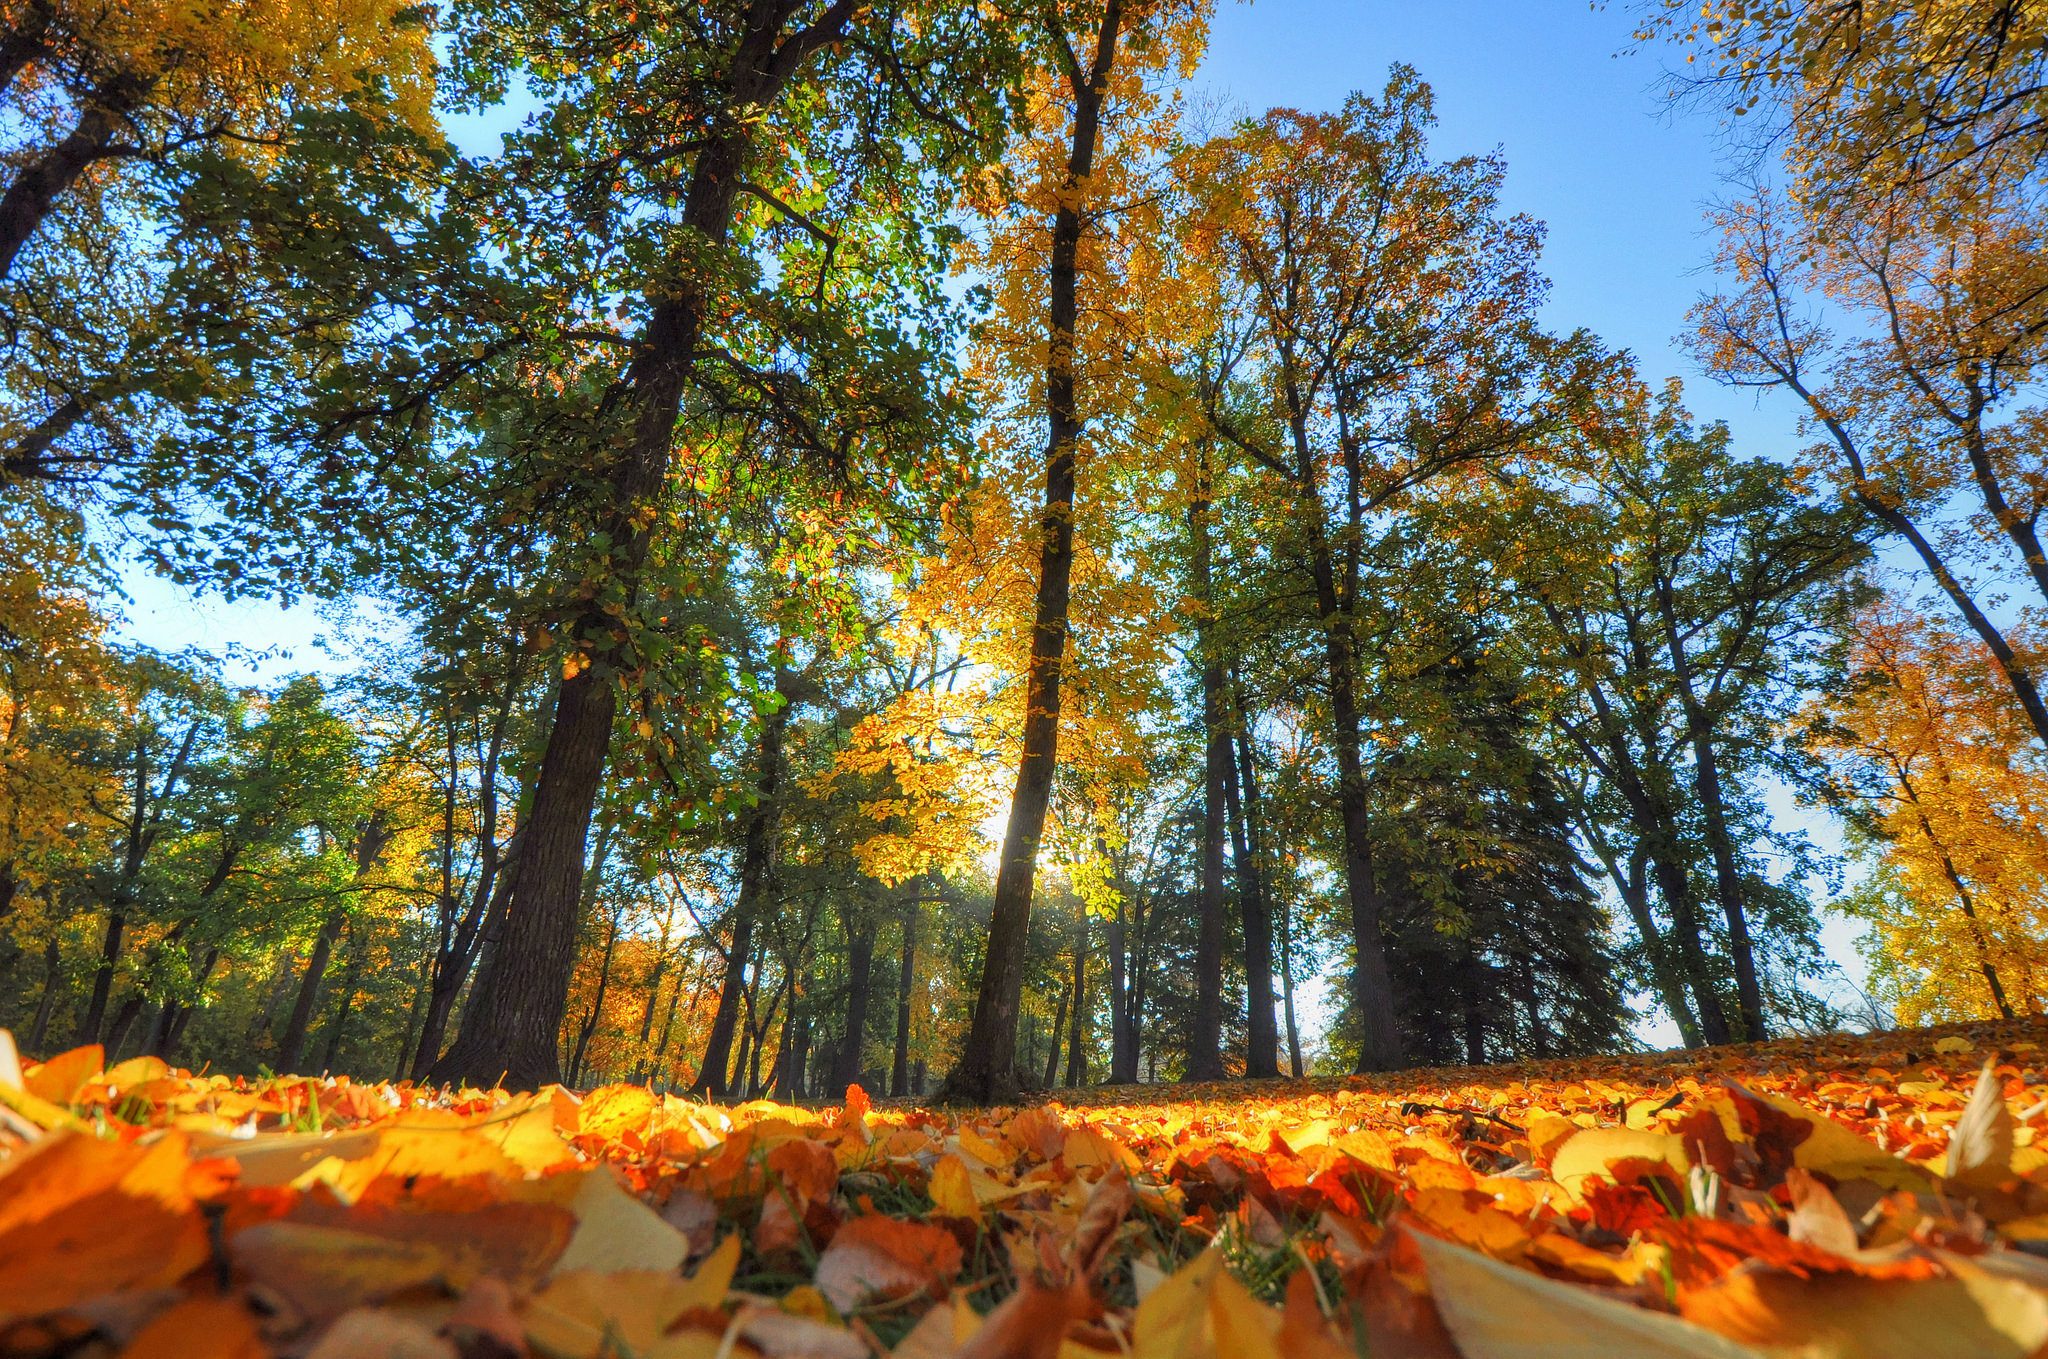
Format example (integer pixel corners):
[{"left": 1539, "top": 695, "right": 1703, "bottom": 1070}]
[
  {"left": 814, "top": 1213, "right": 963, "bottom": 1313},
  {"left": 1784, "top": 1167, "right": 1861, "bottom": 1257},
  {"left": 232, "top": 1221, "right": 476, "bottom": 1324}
]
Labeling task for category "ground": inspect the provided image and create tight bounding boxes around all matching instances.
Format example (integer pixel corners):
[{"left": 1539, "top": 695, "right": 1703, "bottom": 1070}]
[{"left": 2, "top": 1017, "right": 2047, "bottom": 1358}]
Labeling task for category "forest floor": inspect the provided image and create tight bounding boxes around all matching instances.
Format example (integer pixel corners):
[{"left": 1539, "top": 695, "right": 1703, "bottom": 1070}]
[{"left": 3, "top": 1018, "right": 2048, "bottom": 1358}]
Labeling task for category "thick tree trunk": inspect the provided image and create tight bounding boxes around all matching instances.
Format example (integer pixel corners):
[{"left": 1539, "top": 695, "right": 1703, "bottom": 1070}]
[
  {"left": 695, "top": 673, "right": 792, "bottom": 1095},
  {"left": 1656, "top": 578, "right": 1766, "bottom": 1041},
  {"left": 829, "top": 917, "right": 875, "bottom": 1095},
  {"left": 0, "top": 67, "right": 154, "bottom": 282},
  {"left": 946, "top": 1, "right": 1124, "bottom": 1105},
  {"left": 431, "top": 6, "right": 860, "bottom": 1088},
  {"left": 1226, "top": 701, "right": 1279, "bottom": 1077}
]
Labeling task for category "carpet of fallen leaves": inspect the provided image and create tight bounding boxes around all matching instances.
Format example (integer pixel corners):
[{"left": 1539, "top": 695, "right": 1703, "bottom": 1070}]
[{"left": 6, "top": 1021, "right": 2048, "bottom": 1359}]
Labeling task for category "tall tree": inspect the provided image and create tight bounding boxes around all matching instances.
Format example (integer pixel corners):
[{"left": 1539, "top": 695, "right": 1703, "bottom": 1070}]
[{"left": 432, "top": 0, "right": 1010, "bottom": 1086}]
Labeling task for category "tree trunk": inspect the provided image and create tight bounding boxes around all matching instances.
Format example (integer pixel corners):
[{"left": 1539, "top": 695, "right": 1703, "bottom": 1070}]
[
  {"left": 1282, "top": 387, "right": 1400, "bottom": 1070},
  {"left": 26, "top": 931, "right": 62, "bottom": 1051},
  {"left": 1226, "top": 701, "right": 1279, "bottom": 1077},
  {"left": 1187, "top": 481, "right": 1229, "bottom": 1082},
  {"left": 892, "top": 892, "right": 917, "bottom": 1097},
  {"left": 649, "top": 958, "right": 687, "bottom": 1088},
  {"left": 319, "top": 930, "right": 366, "bottom": 1075},
  {"left": 694, "top": 671, "right": 792, "bottom": 1095},
  {"left": 1063, "top": 918, "right": 1089, "bottom": 1088},
  {"left": 1277, "top": 895, "right": 1303, "bottom": 1078},
  {"left": 277, "top": 908, "right": 347, "bottom": 1074},
  {"left": 152, "top": 942, "right": 223, "bottom": 1062},
  {"left": 567, "top": 908, "right": 621, "bottom": 1087},
  {"left": 1107, "top": 895, "right": 1133, "bottom": 1083},
  {"left": 1574, "top": 806, "right": 1703, "bottom": 1048},
  {"left": 102, "top": 990, "right": 145, "bottom": 1061},
  {"left": 429, "top": 6, "right": 861, "bottom": 1088},
  {"left": 1543, "top": 602, "right": 1730, "bottom": 1046},
  {"left": 1041, "top": 979, "right": 1067, "bottom": 1090},
  {"left": 1656, "top": 577, "right": 1766, "bottom": 1041},
  {"left": 829, "top": 914, "right": 876, "bottom": 1095},
  {"left": 946, "top": 1, "right": 1125, "bottom": 1106},
  {"left": 0, "top": 67, "right": 155, "bottom": 281}
]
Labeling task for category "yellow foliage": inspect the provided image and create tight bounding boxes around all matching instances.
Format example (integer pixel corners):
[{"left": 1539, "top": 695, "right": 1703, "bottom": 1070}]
[{"left": 1805, "top": 598, "right": 2048, "bottom": 1022}]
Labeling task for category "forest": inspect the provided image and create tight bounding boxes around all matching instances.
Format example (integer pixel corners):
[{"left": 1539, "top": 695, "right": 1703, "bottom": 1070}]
[{"left": 2, "top": 0, "right": 2045, "bottom": 1112}]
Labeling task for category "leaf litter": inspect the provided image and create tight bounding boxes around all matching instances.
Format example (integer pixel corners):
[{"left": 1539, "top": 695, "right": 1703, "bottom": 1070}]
[{"left": 5, "top": 1021, "right": 2048, "bottom": 1357}]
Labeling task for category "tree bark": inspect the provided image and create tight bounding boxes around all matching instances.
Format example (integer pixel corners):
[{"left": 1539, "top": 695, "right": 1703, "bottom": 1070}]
[
  {"left": 1544, "top": 601, "right": 1729, "bottom": 1045},
  {"left": 431, "top": 3, "right": 861, "bottom": 1088},
  {"left": 828, "top": 912, "right": 876, "bottom": 1095},
  {"left": 318, "top": 929, "right": 366, "bottom": 1075},
  {"left": 694, "top": 668, "right": 793, "bottom": 1095},
  {"left": 1063, "top": 917, "right": 1089, "bottom": 1088},
  {"left": 0, "top": 67, "right": 154, "bottom": 282},
  {"left": 1225, "top": 692, "right": 1279, "bottom": 1077},
  {"left": 567, "top": 903, "right": 622, "bottom": 1088},
  {"left": 891, "top": 891, "right": 917, "bottom": 1097},
  {"left": 945, "top": 0, "right": 1125, "bottom": 1105},
  {"left": 1107, "top": 894, "right": 1132, "bottom": 1083},
  {"left": 26, "top": 930, "right": 61, "bottom": 1051},
  {"left": 277, "top": 908, "right": 347, "bottom": 1074},
  {"left": 1656, "top": 577, "right": 1767, "bottom": 1041},
  {"left": 1277, "top": 894, "right": 1303, "bottom": 1078},
  {"left": 1187, "top": 481, "right": 1229, "bottom": 1082},
  {"left": 1041, "top": 971, "right": 1068, "bottom": 1090}
]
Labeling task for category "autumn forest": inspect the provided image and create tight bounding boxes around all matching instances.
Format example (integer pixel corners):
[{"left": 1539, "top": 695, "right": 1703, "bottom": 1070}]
[{"left": 1, "top": 0, "right": 2044, "bottom": 1117}]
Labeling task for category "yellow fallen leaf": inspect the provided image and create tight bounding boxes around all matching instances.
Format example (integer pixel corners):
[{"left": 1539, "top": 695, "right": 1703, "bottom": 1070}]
[
  {"left": 1412, "top": 1230, "right": 1766, "bottom": 1359},
  {"left": 929, "top": 1153, "right": 1027, "bottom": 1217},
  {"left": 1935, "top": 1036, "right": 1976, "bottom": 1054},
  {"left": 1549, "top": 1127, "right": 1689, "bottom": 1205},
  {"left": 1131, "top": 1247, "right": 1224, "bottom": 1359},
  {"left": 552, "top": 1167, "right": 690, "bottom": 1275}
]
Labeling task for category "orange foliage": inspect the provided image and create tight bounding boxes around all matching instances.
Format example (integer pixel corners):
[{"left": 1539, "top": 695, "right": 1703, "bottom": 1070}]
[{"left": 3, "top": 1021, "right": 2048, "bottom": 1355}]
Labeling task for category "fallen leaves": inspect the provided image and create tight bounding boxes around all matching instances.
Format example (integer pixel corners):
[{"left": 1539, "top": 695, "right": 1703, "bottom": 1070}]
[{"left": 0, "top": 1022, "right": 2047, "bottom": 1357}]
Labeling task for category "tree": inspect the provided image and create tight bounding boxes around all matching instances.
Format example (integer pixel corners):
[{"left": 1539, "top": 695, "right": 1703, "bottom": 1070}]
[
  {"left": 430, "top": 0, "right": 1013, "bottom": 1087},
  {"left": 941, "top": 0, "right": 1207, "bottom": 1104},
  {"left": 1188, "top": 72, "right": 1587, "bottom": 1070},
  {"left": 1801, "top": 597, "right": 2048, "bottom": 1022}
]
